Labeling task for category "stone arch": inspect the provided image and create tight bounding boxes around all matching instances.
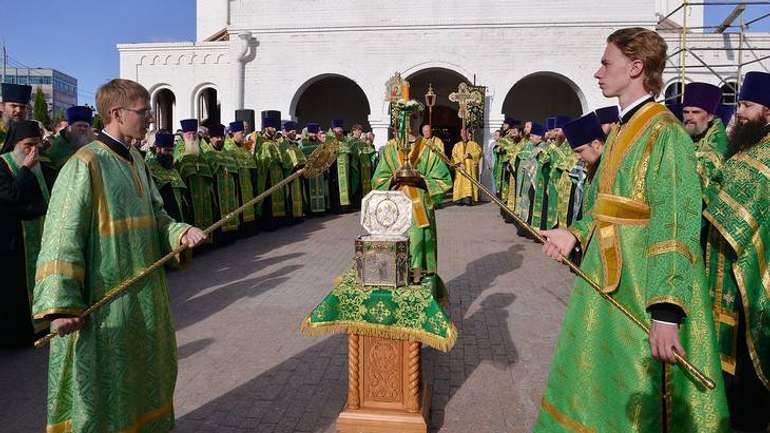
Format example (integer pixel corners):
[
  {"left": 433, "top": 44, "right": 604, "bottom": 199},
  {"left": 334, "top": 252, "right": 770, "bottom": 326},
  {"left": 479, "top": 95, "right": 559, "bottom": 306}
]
[
  {"left": 290, "top": 74, "right": 372, "bottom": 130},
  {"left": 215, "top": 54, "right": 226, "bottom": 64},
  {"left": 501, "top": 71, "right": 585, "bottom": 124},
  {"left": 149, "top": 84, "right": 176, "bottom": 132},
  {"left": 203, "top": 54, "right": 213, "bottom": 64},
  {"left": 177, "top": 55, "right": 187, "bottom": 65},
  {"left": 163, "top": 55, "right": 173, "bottom": 65},
  {"left": 139, "top": 55, "right": 148, "bottom": 65},
  {"left": 151, "top": 55, "right": 160, "bottom": 65},
  {"left": 192, "top": 83, "right": 220, "bottom": 125}
]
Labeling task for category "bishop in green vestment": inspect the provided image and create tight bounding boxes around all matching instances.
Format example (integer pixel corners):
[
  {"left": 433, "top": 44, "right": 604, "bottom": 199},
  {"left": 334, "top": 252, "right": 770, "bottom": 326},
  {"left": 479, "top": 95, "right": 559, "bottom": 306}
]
[
  {"left": 536, "top": 30, "right": 729, "bottom": 433},
  {"left": 703, "top": 71, "right": 770, "bottom": 432},
  {"left": 371, "top": 136, "right": 451, "bottom": 275},
  {"left": 31, "top": 81, "right": 209, "bottom": 433}
]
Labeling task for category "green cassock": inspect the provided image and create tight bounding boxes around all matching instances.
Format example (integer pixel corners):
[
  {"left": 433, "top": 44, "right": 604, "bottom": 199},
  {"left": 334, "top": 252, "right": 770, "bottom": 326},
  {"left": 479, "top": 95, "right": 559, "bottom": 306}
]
[
  {"left": 352, "top": 138, "right": 376, "bottom": 196},
  {"left": 224, "top": 138, "right": 257, "bottom": 223},
  {"left": 371, "top": 138, "right": 452, "bottom": 274},
  {"left": 256, "top": 134, "right": 288, "bottom": 218},
  {"left": 694, "top": 118, "right": 729, "bottom": 194},
  {"left": 703, "top": 133, "right": 770, "bottom": 392},
  {"left": 299, "top": 138, "right": 328, "bottom": 214},
  {"left": 280, "top": 137, "right": 307, "bottom": 219},
  {"left": 494, "top": 136, "right": 514, "bottom": 199},
  {"left": 534, "top": 102, "right": 730, "bottom": 433},
  {"left": 201, "top": 141, "right": 240, "bottom": 232},
  {"left": 32, "top": 141, "right": 191, "bottom": 433}
]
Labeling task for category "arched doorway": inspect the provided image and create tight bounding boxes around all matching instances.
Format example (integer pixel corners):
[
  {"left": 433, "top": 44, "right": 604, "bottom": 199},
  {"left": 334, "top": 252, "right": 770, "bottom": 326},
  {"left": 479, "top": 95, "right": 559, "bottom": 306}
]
[
  {"left": 502, "top": 73, "right": 583, "bottom": 125},
  {"left": 152, "top": 88, "right": 175, "bottom": 132},
  {"left": 406, "top": 67, "right": 469, "bottom": 153},
  {"left": 292, "top": 75, "right": 371, "bottom": 131},
  {"left": 196, "top": 87, "right": 220, "bottom": 125}
]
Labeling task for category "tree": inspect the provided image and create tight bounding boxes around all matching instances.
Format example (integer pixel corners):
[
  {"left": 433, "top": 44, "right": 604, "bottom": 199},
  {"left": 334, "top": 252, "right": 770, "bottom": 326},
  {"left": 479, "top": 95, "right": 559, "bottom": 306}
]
[
  {"left": 92, "top": 113, "right": 104, "bottom": 130},
  {"left": 33, "top": 86, "right": 51, "bottom": 129}
]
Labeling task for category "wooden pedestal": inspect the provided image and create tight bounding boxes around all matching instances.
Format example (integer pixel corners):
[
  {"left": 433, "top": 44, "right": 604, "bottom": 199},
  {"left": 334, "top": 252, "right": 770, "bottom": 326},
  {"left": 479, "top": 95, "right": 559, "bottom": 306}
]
[{"left": 336, "top": 334, "right": 430, "bottom": 433}]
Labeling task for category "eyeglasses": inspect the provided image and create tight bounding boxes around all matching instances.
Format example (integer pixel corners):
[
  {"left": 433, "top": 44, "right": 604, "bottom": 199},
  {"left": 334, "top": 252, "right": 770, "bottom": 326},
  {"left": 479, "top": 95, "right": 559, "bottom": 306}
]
[{"left": 121, "top": 107, "right": 154, "bottom": 118}]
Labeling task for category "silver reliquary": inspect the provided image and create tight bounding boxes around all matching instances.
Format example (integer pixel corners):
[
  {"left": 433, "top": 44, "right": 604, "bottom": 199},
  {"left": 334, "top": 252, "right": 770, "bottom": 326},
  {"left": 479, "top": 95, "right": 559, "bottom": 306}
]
[{"left": 354, "top": 191, "right": 412, "bottom": 288}]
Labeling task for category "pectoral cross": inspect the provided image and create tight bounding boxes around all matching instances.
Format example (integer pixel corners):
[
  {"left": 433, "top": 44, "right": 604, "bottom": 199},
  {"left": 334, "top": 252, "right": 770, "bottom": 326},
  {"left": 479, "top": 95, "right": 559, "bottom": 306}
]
[{"left": 449, "top": 82, "right": 483, "bottom": 129}]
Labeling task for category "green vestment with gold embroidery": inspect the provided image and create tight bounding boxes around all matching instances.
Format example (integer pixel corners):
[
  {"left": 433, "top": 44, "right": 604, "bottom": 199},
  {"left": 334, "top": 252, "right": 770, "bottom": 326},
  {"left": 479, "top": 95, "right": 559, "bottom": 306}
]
[
  {"left": 694, "top": 118, "right": 729, "bottom": 194},
  {"left": 256, "top": 134, "right": 288, "bottom": 217},
  {"left": 703, "top": 133, "right": 770, "bottom": 390},
  {"left": 201, "top": 141, "right": 240, "bottom": 231},
  {"left": 224, "top": 138, "right": 257, "bottom": 223},
  {"left": 545, "top": 140, "right": 581, "bottom": 229},
  {"left": 535, "top": 102, "right": 730, "bottom": 433},
  {"left": 531, "top": 140, "right": 556, "bottom": 229},
  {"left": 279, "top": 137, "right": 306, "bottom": 218},
  {"left": 175, "top": 151, "right": 215, "bottom": 228},
  {"left": 494, "top": 137, "right": 514, "bottom": 200},
  {"left": 371, "top": 139, "right": 451, "bottom": 274},
  {"left": 44, "top": 132, "right": 78, "bottom": 172},
  {"left": 514, "top": 139, "right": 538, "bottom": 222},
  {"left": 32, "top": 141, "right": 191, "bottom": 433},
  {"left": 146, "top": 158, "right": 189, "bottom": 223},
  {"left": 299, "top": 138, "right": 328, "bottom": 213}
]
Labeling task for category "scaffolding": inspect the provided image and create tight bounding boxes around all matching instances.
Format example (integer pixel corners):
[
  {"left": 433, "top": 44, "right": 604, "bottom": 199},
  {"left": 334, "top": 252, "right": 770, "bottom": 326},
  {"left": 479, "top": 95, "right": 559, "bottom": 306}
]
[{"left": 656, "top": 1, "right": 770, "bottom": 104}]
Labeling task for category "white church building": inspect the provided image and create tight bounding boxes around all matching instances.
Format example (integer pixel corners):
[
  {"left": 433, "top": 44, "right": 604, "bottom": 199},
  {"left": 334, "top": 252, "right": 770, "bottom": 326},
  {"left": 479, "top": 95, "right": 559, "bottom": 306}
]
[{"left": 118, "top": 0, "right": 770, "bottom": 148}]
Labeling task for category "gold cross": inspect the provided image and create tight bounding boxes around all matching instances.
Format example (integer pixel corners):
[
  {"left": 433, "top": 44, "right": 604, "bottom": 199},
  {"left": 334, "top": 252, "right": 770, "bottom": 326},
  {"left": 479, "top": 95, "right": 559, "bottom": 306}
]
[{"left": 449, "top": 83, "right": 483, "bottom": 127}]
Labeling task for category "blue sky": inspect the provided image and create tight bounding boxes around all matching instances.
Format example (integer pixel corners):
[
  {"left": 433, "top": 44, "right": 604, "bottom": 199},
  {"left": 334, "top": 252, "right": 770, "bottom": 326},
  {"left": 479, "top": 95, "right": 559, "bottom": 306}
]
[{"left": 1, "top": 1, "right": 768, "bottom": 107}]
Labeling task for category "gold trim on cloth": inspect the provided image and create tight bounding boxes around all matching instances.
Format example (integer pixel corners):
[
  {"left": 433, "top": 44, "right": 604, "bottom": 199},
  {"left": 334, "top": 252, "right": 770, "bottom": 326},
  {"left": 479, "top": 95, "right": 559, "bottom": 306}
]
[
  {"left": 103, "top": 216, "right": 156, "bottom": 236},
  {"left": 300, "top": 316, "right": 457, "bottom": 352},
  {"left": 647, "top": 240, "right": 696, "bottom": 264},
  {"left": 540, "top": 398, "right": 598, "bottom": 433},
  {"left": 646, "top": 295, "right": 688, "bottom": 316},
  {"left": 35, "top": 260, "right": 85, "bottom": 284},
  {"left": 395, "top": 138, "right": 431, "bottom": 228},
  {"left": 734, "top": 265, "right": 770, "bottom": 390},
  {"left": 46, "top": 403, "right": 173, "bottom": 433},
  {"left": 736, "top": 153, "right": 770, "bottom": 180},
  {"left": 592, "top": 194, "right": 651, "bottom": 293},
  {"left": 32, "top": 307, "right": 84, "bottom": 320},
  {"left": 593, "top": 193, "right": 650, "bottom": 225},
  {"left": 599, "top": 102, "right": 667, "bottom": 193}
]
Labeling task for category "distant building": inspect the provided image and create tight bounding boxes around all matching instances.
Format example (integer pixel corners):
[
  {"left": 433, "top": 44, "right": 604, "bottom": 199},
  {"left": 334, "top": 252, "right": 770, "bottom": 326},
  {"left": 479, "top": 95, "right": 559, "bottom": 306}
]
[{"left": 1, "top": 67, "right": 78, "bottom": 116}]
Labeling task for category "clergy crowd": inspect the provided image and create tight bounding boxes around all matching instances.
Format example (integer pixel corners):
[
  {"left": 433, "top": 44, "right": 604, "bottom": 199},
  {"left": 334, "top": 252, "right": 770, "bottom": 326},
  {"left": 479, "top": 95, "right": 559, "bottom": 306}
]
[{"left": 1, "top": 25, "right": 769, "bottom": 433}]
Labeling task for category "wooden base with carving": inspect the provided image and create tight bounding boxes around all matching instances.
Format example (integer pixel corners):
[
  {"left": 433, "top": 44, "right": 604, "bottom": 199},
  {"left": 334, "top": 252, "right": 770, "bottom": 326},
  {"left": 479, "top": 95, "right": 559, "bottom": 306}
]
[{"left": 336, "top": 334, "right": 431, "bottom": 433}]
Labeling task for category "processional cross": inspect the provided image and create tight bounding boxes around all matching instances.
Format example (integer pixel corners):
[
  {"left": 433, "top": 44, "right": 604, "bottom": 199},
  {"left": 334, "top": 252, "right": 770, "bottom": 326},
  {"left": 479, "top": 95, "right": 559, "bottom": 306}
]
[{"left": 449, "top": 82, "right": 483, "bottom": 129}]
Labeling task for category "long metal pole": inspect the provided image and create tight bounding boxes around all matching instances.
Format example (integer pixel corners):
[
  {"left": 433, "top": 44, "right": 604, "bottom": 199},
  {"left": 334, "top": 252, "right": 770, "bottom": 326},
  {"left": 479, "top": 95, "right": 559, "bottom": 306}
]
[
  {"left": 424, "top": 140, "right": 716, "bottom": 390},
  {"left": 680, "top": 0, "right": 688, "bottom": 102}
]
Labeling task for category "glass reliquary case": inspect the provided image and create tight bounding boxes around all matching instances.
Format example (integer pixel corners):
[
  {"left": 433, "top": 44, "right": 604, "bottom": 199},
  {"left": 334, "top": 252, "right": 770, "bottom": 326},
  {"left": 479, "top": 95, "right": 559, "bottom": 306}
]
[{"left": 355, "top": 191, "right": 412, "bottom": 288}]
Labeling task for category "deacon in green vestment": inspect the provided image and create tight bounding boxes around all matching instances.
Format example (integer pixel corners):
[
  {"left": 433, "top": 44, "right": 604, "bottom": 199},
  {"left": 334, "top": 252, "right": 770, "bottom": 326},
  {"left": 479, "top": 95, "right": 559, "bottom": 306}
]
[
  {"left": 202, "top": 124, "right": 240, "bottom": 234},
  {"left": 536, "top": 29, "right": 729, "bottom": 433},
  {"left": 0, "top": 121, "right": 50, "bottom": 346},
  {"left": 372, "top": 136, "right": 452, "bottom": 275},
  {"left": 496, "top": 122, "right": 518, "bottom": 204},
  {"left": 300, "top": 123, "right": 328, "bottom": 215},
  {"left": 255, "top": 111, "right": 288, "bottom": 227},
  {"left": 44, "top": 106, "right": 95, "bottom": 174},
  {"left": 350, "top": 124, "right": 374, "bottom": 199},
  {"left": 146, "top": 132, "right": 189, "bottom": 223},
  {"left": 279, "top": 121, "right": 306, "bottom": 221},
  {"left": 32, "top": 78, "right": 207, "bottom": 433},
  {"left": 175, "top": 121, "right": 216, "bottom": 229},
  {"left": 680, "top": 82, "right": 730, "bottom": 195},
  {"left": 225, "top": 121, "right": 258, "bottom": 229},
  {"left": 703, "top": 71, "right": 770, "bottom": 432},
  {"left": 543, "top": 116, "right": 581, "bottom": 228}
]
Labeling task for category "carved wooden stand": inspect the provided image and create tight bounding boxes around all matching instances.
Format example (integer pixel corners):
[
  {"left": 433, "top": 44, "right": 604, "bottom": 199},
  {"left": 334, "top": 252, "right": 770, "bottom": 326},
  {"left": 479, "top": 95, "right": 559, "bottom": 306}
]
[{"left": 336, "top": 334, "right": 431, "bottom": 433}]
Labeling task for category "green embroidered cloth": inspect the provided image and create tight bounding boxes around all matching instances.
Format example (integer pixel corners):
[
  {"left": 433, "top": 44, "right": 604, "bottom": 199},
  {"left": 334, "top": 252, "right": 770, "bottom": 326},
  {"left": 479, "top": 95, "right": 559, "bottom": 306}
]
[{"left": 302, "top": 270, "right": 457, "bottom": 352}]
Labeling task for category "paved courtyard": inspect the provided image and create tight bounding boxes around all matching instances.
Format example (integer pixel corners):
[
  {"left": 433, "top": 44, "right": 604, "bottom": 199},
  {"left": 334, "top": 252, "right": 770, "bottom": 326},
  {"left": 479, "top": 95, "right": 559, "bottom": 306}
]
[{"left": 0, "top": 202, "right": 575, "bottom": 433}]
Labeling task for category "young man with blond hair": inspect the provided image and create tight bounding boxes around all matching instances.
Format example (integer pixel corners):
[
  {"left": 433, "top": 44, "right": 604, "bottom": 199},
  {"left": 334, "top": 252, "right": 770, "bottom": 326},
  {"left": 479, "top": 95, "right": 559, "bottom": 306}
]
[
  {"left": 32, "top": 78, "right": 206, "bottom": 433},
  {"left": 536, "top": 28, "right": 730, "bottom": 432}
]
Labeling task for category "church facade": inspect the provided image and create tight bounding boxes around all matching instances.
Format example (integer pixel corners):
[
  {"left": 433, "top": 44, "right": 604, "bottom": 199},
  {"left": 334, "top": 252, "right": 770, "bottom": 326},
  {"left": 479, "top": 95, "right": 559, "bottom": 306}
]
[{"left": 118, "top": 0, "right": 770, "bottom": 147}]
